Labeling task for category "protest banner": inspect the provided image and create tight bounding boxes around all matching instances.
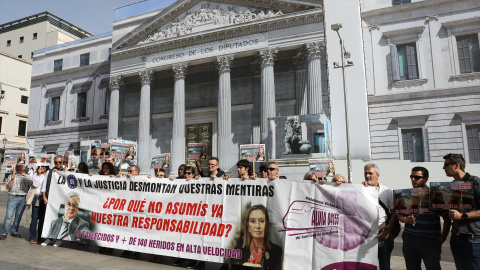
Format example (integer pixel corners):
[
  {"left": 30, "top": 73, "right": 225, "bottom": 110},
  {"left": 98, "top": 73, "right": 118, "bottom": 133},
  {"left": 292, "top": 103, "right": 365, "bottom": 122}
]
[
  {"left": 28, "top": 154, "right": 52, "bottom": 166},
  {"left": 393, "top": 188, "right": 430, "bottom": 215},
  {"left": 151, "top": 153, "right": 170, "bottom": 169},
  {"left": 43, "top": 173, "right": 379, "bottom": 269},
  {"left": 430, "top": 182, "right": 475, "bottom": 211},
  {"left": 308, "top": 159, "right": 335, "bottom": 178},
  {"left": 100, "top": 143, "right": 111, "bottom": 159},
  {"left": 4, "top": 150, "right": 26, "bottom": 165},
  {"left": 187, "top": 143, "right": 205, "bottom": 160},
  {"left": 239, "top": 144, "right": 266, "bottom": 162}
]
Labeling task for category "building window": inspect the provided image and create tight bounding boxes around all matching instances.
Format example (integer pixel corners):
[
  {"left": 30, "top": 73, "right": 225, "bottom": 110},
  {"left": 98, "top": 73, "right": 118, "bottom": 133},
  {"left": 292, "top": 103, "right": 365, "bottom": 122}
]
[
  {"left": 392, "top": 0, "right": 411, "bottom": 5},
  {"left": 456, "top": 34, "right": 480, "bottom": 74},
  {"left": 21, "top": 96, "right": 28, "bottom": 104},
  {"left": 104, "top": 88, "right": 110, "bottom": 114},
  {"left": 49, "top": 97, "right": 60, "bottom": 121},
  {"left": 6, "top": 40, "right": 11, "bottom": 47},
  {"left": 313, "top": 133, "right": 325, "bottom": 153},
  {"left": 33, "top": 33, "right": 37, "bottom": 40},
  {"left": 108, "top": 48, "right": 112, "bottom": 61},
  {"left": 80, "top": 53, "right": 90, "bottom": 66},
  {"left": 402, "top": 128, "right": 424, "bottom": 162},
  {"left": 391, "top": 43, "right": 418, "bottom": 81},
  {"left": 76, "top": 92, "right": 87, "bottom": 118},
  {"left": 31, "top": 52, "right": 33, "bottom": 59},
  {"left": 0, "top": 117, "right": 2, "bottom": 133},
  {"left": 18, "top": 120, "right": 26, "bottom": 137},
  {"left": 467, "top": 125, "right": 480, "bottom": 163},
  {"left": 54, "top": 59, "right": 63, "bottom": 72},
  {"left": 18, "top": 55, "right": 22, "bottom": 59},
  {"left": 19, "top": 36, "right": 24, "bottom": 43}
]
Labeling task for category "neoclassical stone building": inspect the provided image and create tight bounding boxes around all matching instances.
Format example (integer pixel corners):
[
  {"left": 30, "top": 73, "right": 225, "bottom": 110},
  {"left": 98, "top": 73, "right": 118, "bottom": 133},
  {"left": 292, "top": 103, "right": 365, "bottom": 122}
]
[{"left": 109, "top": 0, "right": 328, "bottom": 173}]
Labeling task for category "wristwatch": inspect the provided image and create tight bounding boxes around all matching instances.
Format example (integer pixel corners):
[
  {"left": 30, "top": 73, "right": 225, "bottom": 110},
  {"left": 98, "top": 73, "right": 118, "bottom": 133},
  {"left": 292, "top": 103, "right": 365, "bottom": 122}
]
[{"left": 462, "top": 213, "right": 468, "bottom": 220}]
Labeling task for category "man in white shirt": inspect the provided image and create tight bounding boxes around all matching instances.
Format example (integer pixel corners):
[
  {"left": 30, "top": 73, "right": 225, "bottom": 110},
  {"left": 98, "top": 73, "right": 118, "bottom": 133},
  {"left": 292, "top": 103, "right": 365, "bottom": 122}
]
[{"left": 363, "top": 163, "right": 395, "bottom": 270}]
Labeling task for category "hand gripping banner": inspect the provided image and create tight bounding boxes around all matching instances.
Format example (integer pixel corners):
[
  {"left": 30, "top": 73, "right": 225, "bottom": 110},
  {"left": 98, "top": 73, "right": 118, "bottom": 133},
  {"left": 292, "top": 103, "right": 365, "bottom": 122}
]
[{"left": 43, "top": 172, "right": 379, "bottom": 269}]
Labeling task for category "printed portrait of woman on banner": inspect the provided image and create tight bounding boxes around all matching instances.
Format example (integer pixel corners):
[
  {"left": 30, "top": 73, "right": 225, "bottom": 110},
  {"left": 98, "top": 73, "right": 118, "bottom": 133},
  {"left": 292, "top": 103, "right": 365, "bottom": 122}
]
[{"left": 230, "top": 204, "right": 283, "bottom": 270}]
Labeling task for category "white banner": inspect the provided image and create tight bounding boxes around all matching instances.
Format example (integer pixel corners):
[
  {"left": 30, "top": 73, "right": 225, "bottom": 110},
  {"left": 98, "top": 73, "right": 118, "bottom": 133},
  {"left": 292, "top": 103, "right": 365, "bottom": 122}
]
[{"left": 44, "top": 172, "right": 379, "bottom": 269}]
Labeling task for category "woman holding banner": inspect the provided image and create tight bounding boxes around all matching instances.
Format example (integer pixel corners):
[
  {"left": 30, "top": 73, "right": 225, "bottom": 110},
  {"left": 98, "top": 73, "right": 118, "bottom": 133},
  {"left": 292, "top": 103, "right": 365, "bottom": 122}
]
[
  {"left": 29, "top": 166, "right": 47, "bottom": 244},
  {"left": 231, "top": 204, "right": 283, "bottom": 270}
]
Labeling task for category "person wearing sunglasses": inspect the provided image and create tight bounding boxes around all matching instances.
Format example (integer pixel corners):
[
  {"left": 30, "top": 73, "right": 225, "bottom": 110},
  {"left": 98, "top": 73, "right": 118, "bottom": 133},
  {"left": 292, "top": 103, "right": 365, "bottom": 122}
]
[
  {"left": 443, "top": 153, "right": 480, "bottom": 270},
  {"left": 332, "top": 174, "right": 346, "bottom": 186},
  {"left": 397, "top": 166, "right": 451, "bottom": 270},
  {"left": 196, "top": 157, "right": 224, "bottom": 179},
  {"left": 184, "top": 166, "right": 196, "bottom": 181},
  {"left": 38, "top": 155, "right": 64, "bottom": 244},
  {"left": 266, "top": 162, "right": 279, "bottom": 181},
  {"left": 126, "top": 165, "right": 140, "bottom": 179}
]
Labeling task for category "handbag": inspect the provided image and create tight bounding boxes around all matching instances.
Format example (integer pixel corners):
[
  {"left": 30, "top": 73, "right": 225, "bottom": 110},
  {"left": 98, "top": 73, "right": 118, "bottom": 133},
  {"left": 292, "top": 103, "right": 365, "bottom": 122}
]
[
  {"left": 25, "top": 186, "right": 39, "bottom": 206},
  {"left": 378, "top": 199, "right": 401, "bottom": 240}
]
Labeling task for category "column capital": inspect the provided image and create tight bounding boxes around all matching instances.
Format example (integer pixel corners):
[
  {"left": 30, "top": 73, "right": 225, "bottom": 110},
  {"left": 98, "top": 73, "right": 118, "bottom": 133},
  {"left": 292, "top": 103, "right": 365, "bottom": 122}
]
[
  {"left": 425, "top": 15, "right": 439, "bottom": 22},
  {"left": 216, "top": 55, "right": 234, "bottom": 73},
  {"left": 109, "top": 75, "right": 123, "bottom": 89},
  {"left": 305, "top": 42, "right": 325, "bottom": 60},
  {"left": 259, "top": 48, "right": 278, "bottom": 67},
  {"left": 173, "top": 63, "right": 188, "bottom": 79},
  {"left": 139, "top": 69, "right": 154, "bottom": 85}
]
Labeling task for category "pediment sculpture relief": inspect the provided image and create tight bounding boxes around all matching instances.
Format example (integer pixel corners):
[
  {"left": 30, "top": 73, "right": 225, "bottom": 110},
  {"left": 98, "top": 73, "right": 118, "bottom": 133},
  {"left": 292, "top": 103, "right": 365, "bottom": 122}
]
[{"left": 138, "top": 4, "right": 283, "bottom": 45}]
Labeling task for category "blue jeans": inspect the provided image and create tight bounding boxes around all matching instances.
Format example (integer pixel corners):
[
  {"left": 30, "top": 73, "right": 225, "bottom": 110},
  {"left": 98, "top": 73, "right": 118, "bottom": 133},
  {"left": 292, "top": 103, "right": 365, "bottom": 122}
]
[
  {"left": 402, "top": 233, "right": 442, "bottom": 270},
  {"left": 2, "top": 195, "right": 26, "bottom": 236},
  {"left": 451, "top": 234, "right": 480, "bottom": 270},
  {"left": 4, "top": 173, "right": 10, "bottom": 182},
  {"left": 378, "top": 239, "right": 394, "bottom": 270},
  {"left": 29, "top": 197, "right": 39, "bottom": 241}
]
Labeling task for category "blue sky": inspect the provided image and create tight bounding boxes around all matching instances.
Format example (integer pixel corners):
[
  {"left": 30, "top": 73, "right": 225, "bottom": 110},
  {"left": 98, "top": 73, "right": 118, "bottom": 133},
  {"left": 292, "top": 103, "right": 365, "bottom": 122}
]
[{"left": 0, "top": 0, "right": 142, "bottom": 35}]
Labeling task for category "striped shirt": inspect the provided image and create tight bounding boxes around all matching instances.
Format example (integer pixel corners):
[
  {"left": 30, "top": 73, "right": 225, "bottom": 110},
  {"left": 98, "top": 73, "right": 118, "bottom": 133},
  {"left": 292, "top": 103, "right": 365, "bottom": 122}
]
[{"left": 7, "top": 174, "right": 39, "bottom": 196}]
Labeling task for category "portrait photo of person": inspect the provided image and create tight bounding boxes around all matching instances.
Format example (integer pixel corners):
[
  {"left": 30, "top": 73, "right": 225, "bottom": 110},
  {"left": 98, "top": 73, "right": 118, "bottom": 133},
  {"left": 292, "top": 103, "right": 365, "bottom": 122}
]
[
  {"left": 125, "top": 146, "right": 135, "bottom": 160},
  {"left": 230, "top": 204, "right": 283, "bottom": 270},
  {"left": 199, "top": 146, "right": 207, "bottom": 160},
  {"left": 326, "top": 161, "right": 335, "bottom": 177},
  {"left": 17, "top": 153, "right": 26, "bottom": 165},
  {"left": 42, "top": 192, "right": 90, "bottom": 246},
  {"left": 256, "top": 147, "right": 265, "bottom": 162},
  {"left": 161, "top": 155, "right": 170, "bottom": 168}
]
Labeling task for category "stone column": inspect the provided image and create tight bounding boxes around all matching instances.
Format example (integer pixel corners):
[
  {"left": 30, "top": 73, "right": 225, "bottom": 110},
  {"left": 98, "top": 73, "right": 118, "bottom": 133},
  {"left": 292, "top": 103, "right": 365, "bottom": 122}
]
[
  {"left": 306, "top": 42, "right": 324, "bottom": 114},
  {"left": 259, "top": 48, "right": 278, "bottom": 142},
  {"left": 108, "top": 76, "right": 122, "bottom": 138},
  {"left": 251, "top": 59, "right": 262, "bottom": 144},
  {"left": 293, "top": 51, "right": 308, "bottom": 115},
  {"left": 171, "top": 63, "right": 187, "bottom": 174},
  {"left": 216, "top": 55, "right": 234, "bottom": 170},
  {"left": 138, "top": 69, "right": 153, "bottom": 173}
]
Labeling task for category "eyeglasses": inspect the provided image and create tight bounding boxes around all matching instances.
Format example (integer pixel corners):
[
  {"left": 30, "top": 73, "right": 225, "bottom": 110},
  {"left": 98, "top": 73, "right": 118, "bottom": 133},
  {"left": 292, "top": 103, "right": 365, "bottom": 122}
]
[
  {"left": 208, "top": 163, "right": 217, "bottom": 167},
  {"left": 66, "top": 202, "right": 78, "bottom": 209},
  {"left": 410, "top": 175, "right": 423, "bottom": 180},
  {"left": 267, "top": 167, "right": 277, "bottom": 171},
  {"left": 185, "top": 172, "right": 193, "bottom": 175},
  {"left": 128, "top": 170, "right": 134, "bottom": 173},
  {"left": 54, "top": 161, "right": 62, "bottom": 164},
  {"left": 443, "top": 162, "right": 454, "bottom": 167}
]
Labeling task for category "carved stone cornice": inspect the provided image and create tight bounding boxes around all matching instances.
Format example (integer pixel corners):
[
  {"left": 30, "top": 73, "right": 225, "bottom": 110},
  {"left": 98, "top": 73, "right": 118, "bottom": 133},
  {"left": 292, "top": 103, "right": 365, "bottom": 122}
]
[
  {"left": 173, "top": 63, "right": 188, "bottom": 79},
  {"left": 305, "top": 42, "right": 324, "bottom": 60},
  {"left": 259, "top": 48, "right": 278, "bottom": 67},
  {"left": 109, "top": 76, "right": 123, "bottom": 89},
  {"left": 112, "top": 9, "right": 323, "bottom": 62},
  {"left": 139, "top": 70, "right": 154, "bottom": 85},
  {"left": 425, "top": 15, "right": 439, "bottom": 22},
  {"left": 216, "top": 55, "right": 234, "bottom": 73},
  {"left": 113, "top": 0, "right": 320, "bottom": 50}
]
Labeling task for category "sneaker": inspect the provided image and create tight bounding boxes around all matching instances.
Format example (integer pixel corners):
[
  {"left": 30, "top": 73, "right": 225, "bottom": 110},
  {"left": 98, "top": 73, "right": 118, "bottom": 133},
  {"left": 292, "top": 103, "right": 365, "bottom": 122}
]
[
  {"left": 172, "top": 258, "right": 186, "bottom": 266},
  {"left": 41, "top": 238, "right": 54, "bottom": 246},
  {"left": 11, "top": 233, "right": 21, "bottom": 238},
  {"left": 0, "top": 234, "right": 7, "bottom": 240},
  {"left": 53, "top": 240, "right": 62, "bottom": 247}
]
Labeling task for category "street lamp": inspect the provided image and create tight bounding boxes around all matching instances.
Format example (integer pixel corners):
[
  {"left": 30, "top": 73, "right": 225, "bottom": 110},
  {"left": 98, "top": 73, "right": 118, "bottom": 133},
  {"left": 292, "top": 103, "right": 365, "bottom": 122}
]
[{"left": 331, "top": 23, "right": 354, "bottom": 183}]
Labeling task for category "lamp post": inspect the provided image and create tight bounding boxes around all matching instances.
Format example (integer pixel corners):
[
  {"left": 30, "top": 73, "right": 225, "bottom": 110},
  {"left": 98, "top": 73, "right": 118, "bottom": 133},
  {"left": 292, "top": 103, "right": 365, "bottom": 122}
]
[
  {"left": 2, "top": 137, "right": 6, "bottom": 164},
  {"left": 331, "top": 23, "right": 354, "bottom": 183}
]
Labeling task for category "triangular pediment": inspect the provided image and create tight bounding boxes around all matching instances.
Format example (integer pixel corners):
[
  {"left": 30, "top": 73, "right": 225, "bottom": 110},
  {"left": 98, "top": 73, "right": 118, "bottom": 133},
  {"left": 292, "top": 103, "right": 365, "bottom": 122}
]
[{"left": 113, "top": 0, "right": 321, "bottom": 50}]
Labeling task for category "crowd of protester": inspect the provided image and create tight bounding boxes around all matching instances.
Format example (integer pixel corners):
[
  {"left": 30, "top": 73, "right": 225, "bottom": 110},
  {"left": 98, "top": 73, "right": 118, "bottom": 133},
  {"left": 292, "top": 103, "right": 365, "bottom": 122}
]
[{"left": 1, "top": 152, "right": 479, "bottom": 270}]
